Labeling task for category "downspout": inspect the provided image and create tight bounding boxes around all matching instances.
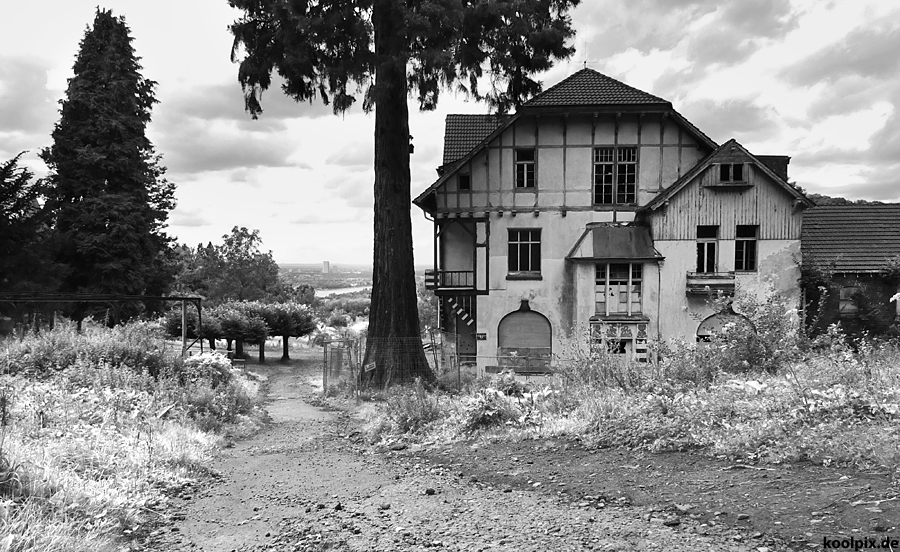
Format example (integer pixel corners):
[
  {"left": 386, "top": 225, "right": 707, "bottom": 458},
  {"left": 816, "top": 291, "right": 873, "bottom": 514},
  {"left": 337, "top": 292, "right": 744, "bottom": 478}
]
[{"left": 657, "top": 260, "right": 662, "bottom": 364}]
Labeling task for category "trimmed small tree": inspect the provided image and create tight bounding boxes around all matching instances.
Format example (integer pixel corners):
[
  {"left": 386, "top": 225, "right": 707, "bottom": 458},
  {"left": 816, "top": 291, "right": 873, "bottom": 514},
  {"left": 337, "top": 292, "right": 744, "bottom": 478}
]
[{"left": 270, "top": 302, "right": 317, "bottom": 361}]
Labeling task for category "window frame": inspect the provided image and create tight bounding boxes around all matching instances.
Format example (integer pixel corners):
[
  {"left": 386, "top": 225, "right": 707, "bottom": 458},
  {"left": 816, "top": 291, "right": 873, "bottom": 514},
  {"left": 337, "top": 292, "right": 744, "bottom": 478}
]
[
  {"left": 719, "top": 163, "right": 745, "bottom": 183},
  {"left": 593, "top": 146, "right": 638, "bottom": 205},
  {"left": 514, "top": 148, "right": 536, "bottom": 189},
  {"left": 696, "top": 225, "right": 719, "bottom": 273},
  {"left": 507, "top": 228, "right": 542, "bottom": 278},
  {"left": 838, "top": 286, "right": 860, "bottom": 317},
  {"left": 735, "top": 225, "right": 758, "bottom": 272},
  {"left": 595, "top": 262, "right": 643, "bottom": 316},
  {"left": 590, "top": 323, "right": 649, "bottom": 363},
  {"left": 458, "top": 173, "right": 471, "bottom": 191}
]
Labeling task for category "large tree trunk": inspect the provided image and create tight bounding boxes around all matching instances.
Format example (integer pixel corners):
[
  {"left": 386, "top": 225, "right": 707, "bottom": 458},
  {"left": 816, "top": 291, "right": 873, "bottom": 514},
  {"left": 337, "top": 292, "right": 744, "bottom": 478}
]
[
  {"left": 361, "top": 0, "right": 434, "bottom": 388},
  {"left": 208, "top": 337, "right": 216, "bottom": 350},
  {"left": 258, "top": 341, "right": 266, "bottom": 364},
  {"left": 281, "top": 335, "right": 290, "bottom": 361},
  {"left": 235, "top": 339, "right": 243, "bottom": 358}
]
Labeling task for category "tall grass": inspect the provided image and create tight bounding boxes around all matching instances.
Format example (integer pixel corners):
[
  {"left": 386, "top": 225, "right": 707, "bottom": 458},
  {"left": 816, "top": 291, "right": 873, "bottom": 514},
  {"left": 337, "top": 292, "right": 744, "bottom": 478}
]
[
  {"left": 0, "top": 322, "right": 261, "bottom": 551},
  {"left": 364, "top": 294, "right": 900, "bottom": 475}
]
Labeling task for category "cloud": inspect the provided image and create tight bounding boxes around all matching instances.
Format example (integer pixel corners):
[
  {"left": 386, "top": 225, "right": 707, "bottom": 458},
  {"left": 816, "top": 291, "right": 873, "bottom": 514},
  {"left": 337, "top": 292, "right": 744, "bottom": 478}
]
[
  {"left": 579, "top": 0, "right": 797, "bottom": 66},
  {"left": 322, "top": 173, "right": 373, "bottom": 209},
  {"left": 325, "top": 145, "right": 373, "bottom": 170},
  {"left": 290, "top": 213, "right": 362, "bottom": 225},
  {"left": 160, "top": 78, "right": 338, "bottom": 133},
  {"left": 576, "top": 0, "right": 717, "bottom": 59},
  {"left": 158, "top": 125, "right": 297, "bottom": 175},
  {"left": 679, "top": 98, "right": 778, "bottom": 144},
  {"left": 784, "top": 23, "right": 900, "bottom": 86},
  {"left": 0, "top": 56, "right": 59, "bottom": 156},
  {"left": 816, "top": 168, "right": 900, "bottom": 202},
  {"left": 169, "top": 208, "right": 212, "bottom": 228}
]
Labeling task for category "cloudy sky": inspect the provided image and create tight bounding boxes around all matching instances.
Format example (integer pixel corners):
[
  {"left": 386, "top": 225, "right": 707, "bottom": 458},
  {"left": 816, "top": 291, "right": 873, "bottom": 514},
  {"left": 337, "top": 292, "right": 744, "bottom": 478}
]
[{"left": 1, "top": 0, "right": 898, "bottom": 265}]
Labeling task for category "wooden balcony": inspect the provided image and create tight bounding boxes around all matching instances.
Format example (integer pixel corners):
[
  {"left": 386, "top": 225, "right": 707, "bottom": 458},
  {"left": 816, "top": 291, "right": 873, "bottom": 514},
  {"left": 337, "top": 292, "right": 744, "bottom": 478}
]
[
  {"left": 424, "top": 269, "right": 475, "bottom": 290},
  {"left": 686, "top": 272, "right": 735, "bottom": 296}
]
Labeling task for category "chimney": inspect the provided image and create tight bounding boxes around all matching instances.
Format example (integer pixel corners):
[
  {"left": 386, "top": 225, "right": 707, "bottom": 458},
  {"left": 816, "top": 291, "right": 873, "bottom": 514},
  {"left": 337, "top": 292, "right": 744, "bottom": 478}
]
[{"left": 757, "top": 155, "right": 790, "bottom": 181}]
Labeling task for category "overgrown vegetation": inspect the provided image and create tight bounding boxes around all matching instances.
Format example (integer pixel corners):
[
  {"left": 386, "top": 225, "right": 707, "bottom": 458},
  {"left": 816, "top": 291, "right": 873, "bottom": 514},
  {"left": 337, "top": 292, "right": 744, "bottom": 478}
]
[
  {"left": 364, "top": 292, "right": 900, "bottom": 477},
  {"left": 0, "top": 322, "right": 262, "bottom": 551}
]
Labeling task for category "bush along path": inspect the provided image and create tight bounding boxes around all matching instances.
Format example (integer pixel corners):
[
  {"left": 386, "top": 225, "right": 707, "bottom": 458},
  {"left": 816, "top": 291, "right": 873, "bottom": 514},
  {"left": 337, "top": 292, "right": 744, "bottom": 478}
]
[{"left": 141, "top": 359, "right": 839, "bottom": 552}]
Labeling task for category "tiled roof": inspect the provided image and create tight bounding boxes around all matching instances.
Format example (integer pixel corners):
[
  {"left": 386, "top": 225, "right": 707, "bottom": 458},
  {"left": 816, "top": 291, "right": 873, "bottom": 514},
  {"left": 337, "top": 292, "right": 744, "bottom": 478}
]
[
  {"left": 802, "top": 205, "right": 900, "bottom": 272},
  {"left": 442, "top": 114, "right": 509, "bottom": 166},
  {"left": 523, "top": 68, "right": 670, "bottom": 108}
]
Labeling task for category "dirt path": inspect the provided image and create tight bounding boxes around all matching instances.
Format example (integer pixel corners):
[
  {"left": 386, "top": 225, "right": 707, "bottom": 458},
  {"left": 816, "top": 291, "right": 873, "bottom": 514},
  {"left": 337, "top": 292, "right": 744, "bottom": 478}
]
[{"left": 143, "top": 356, "right": 896, "bottom": 552}]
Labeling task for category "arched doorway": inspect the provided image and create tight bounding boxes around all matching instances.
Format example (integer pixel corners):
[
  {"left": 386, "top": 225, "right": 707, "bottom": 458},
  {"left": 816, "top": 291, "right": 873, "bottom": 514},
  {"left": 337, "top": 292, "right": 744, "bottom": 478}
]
[{"left": 497, "top": 302, "right": 551, "bottom": 373}]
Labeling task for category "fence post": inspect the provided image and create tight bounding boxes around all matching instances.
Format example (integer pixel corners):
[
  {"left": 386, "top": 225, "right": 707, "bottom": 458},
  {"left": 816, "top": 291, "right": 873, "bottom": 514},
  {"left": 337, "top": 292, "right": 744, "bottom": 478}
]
[
  {"left": 322, "top": 340, "right": 328, "bottom": 395},
  {"left": 181, "top": 299, "right": 187, "bottom": 358}
]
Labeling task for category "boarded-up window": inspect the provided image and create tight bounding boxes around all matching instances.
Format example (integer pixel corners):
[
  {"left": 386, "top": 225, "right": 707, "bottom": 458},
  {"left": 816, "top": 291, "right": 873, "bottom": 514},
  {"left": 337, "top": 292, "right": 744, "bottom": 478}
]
[{"left": 498, "top": 310, "right": 551, "bottom": 372}]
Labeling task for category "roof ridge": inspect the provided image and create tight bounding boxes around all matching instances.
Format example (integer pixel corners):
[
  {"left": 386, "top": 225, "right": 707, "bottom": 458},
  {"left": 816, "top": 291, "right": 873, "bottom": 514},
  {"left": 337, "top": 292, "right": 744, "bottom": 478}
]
[{"left": 523, "top": 68, "right": 670, "bottom": 108}]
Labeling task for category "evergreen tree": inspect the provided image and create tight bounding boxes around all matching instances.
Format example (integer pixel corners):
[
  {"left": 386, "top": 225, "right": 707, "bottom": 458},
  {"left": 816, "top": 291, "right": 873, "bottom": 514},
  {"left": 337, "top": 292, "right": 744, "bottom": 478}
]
[
  {"left": 229, "top": 0, "right": 580, "bottom": 387},
  {"left": 40, "top": 9, "right": 176, "bottom": 325}
]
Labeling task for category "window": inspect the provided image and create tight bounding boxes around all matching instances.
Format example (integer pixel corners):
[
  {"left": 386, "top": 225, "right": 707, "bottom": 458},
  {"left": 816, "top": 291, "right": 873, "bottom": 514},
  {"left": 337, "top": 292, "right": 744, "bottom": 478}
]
[
  {"left": 515, "top": 148, "right": 535, "bottom": 188},
  {"left": 458, "top": 174, "right": 471, "bottom": 191},
  {"left": 590, "top": 323, "right": 649, "bottom": 362},
  {"left": 719, "top": 163, "right": 744, "bottom": 182},
  {"left": 508, "top": 229, "right": 541, "bottom": 274},
  {"left": 595, "top": 263, "right": 642, "bottom": 315},
  {"left": 696, "top": 225, "right": 718, "bottom": 273},
  {"left": 839, "top": 286, "right": 859, "bottom": 317},
  {"left": 735, "top": 225, "right": 757, "bottom": 271},
  {"left": 594, "top": 147, "right": 637, "bottom": 204}
]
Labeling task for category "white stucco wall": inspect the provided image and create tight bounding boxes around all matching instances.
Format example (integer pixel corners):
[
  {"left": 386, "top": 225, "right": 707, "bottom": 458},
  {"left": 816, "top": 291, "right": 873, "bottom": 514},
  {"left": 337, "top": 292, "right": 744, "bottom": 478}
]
[{"left": 654, "top": 239, "right": 801, "bottom": 341}]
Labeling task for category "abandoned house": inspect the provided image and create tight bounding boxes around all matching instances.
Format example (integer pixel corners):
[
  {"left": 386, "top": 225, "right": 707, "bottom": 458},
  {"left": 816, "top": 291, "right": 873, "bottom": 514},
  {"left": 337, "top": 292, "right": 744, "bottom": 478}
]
[
  {"left": 801, "top": 204, "right": 900, "bottom": 337},
  {"left": 414, "top": 68, "right": 815, "bottom": 373}
]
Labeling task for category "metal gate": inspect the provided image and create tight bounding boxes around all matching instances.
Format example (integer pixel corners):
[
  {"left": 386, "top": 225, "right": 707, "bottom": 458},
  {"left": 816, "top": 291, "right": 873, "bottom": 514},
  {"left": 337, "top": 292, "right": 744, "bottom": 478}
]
[{"left": 322, "top": 338, "right": 360, "bottom": 394}]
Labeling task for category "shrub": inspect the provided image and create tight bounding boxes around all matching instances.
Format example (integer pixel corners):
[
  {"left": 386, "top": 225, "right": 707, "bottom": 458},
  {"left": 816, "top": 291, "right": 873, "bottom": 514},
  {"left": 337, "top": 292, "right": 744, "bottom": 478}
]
[
  {"left": 383, "top": 379, "right": 443, "bottom": 434},
  {"left": 180, "top": 352, "right": 233, "bottom": 388},
  {"left": 460, "top": 389, "right": 522, "bottom": 432},
  {"left": 2, "top": 321, "right": 173, "bottom": 377}
]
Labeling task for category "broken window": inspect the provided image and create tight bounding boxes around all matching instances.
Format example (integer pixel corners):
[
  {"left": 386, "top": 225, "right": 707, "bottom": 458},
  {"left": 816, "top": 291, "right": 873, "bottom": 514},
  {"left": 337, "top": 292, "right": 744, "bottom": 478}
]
[
  {"left": 735, "top": 225, "right": 758, "bottom": 271},
  {"left": 590, "top": 323, "right": 648, "bottom": 362},
  {"left": 593, "top": 147, "right": 637, "bottom": 205},
  {"left": 696, "top": 225, "right": 718, "bottom": 273},
  {"left": 839, "top": 286, "right": 859, "bottom": 317},
  {"left": 595, "top": 263, "right": 642, "bottom": 315}
]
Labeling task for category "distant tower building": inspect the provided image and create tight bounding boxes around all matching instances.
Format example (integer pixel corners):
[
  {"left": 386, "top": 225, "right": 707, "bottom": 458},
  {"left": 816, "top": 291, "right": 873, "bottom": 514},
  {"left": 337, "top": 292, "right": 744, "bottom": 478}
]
[{"left": 322, "top": 261, "right": 330, "bottom": 274}]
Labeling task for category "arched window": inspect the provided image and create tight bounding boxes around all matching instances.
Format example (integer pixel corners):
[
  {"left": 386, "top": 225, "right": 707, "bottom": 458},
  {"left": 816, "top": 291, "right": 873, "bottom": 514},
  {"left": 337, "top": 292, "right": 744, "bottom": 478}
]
[
  {"left": 696, "top": 310, "right": 754, "bottom": 342},
  {"left": 498, "top": 303, "right": 551, "bottom": 372}
]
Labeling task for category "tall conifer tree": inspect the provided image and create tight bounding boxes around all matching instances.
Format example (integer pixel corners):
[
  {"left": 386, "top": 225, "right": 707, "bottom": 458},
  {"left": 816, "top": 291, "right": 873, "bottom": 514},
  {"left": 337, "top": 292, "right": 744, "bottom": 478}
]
[
  {"left": 41, "top": 9, "right": 176, "bottom": 325},
  {"left": 229, "top": 0, "right": 580, "bottom": 386}
]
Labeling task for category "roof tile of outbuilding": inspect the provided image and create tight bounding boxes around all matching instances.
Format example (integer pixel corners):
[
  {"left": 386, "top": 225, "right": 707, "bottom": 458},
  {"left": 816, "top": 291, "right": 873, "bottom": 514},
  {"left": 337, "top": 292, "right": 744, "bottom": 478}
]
[{"left": 802, "top": 205, "right": 900, "bottom": 272}]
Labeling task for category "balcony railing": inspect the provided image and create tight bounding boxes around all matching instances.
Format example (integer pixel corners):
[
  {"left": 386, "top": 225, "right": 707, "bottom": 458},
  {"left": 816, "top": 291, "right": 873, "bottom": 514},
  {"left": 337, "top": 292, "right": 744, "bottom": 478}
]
[
  {"left": 425, "top": 269, "right": 475, "bottom": 290},
  {"left": 686, "top": 271, "right": 736, "bottom": 296}
]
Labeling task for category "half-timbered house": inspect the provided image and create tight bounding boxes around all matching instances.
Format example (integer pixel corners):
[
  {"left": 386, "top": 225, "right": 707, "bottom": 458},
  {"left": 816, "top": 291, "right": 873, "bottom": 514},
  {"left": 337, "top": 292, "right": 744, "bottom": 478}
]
[{"left": 414, "top": 69, "right": 814, "bottom": 373}]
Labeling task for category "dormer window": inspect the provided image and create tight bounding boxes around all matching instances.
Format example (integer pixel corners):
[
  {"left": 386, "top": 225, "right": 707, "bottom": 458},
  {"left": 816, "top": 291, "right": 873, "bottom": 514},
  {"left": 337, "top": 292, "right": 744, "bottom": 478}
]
[{"left": 719, "top": 163, "right": 744, "bottom": 183}]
